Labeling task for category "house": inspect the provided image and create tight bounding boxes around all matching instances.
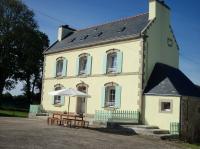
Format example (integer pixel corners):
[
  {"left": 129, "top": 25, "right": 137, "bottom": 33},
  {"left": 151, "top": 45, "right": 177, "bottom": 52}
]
[{"left": 41, "top": 0, "right": 200, "bottom": 140}]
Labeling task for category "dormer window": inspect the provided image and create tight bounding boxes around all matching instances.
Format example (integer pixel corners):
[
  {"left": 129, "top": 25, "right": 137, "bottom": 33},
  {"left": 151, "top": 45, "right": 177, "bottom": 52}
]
[
  {"left": 118, "top": 27, "right": 126, "bottom": 32},
  {"left": 70, "top": 38, "right": 76, "bottom": 42}
]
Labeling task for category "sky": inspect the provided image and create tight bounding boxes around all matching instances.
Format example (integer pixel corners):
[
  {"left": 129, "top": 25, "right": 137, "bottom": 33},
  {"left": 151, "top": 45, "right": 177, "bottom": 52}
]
[{"left": 8, "top": 0, "right": 200, "bottom": 95}]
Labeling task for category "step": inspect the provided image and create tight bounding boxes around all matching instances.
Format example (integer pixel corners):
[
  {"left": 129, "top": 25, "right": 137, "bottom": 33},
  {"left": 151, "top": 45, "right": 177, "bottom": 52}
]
[
  {"left": 137, "top": 125, "right": 159, "bottom": 129},
  {"left": 153, "top": 129, "right": 170, "bottom": 134}
]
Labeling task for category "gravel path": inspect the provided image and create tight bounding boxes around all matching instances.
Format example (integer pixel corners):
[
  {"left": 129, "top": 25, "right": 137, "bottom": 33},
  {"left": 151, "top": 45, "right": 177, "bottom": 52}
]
[{"left": 0, "top": 117, "right": 185, "bottom": 149}]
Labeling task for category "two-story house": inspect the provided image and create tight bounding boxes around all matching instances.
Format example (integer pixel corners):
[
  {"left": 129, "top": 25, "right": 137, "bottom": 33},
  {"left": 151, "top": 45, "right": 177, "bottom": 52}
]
[{"left": 41, "top": 0, "right": 200, "bottom": 134}]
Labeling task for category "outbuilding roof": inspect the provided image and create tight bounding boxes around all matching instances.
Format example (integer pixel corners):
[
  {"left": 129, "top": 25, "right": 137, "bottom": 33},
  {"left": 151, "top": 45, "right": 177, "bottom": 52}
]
[
  {"left": 144, "top": 63, "right": 200, "bottom": 97},
  {"left": 45, "top": 13, "right": 149, "bottom": 54}
]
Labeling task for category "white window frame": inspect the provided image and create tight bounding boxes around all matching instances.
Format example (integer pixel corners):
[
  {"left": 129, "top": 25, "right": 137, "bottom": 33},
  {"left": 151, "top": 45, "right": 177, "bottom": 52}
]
[
  {"left": 56, "top": 59, "right": 63, "bottom": 77},
  {"left": 79, "top": 55, "right": 87, "bottom": 75},
  {"left": 107, "top": 52, "right": 117, "bottom": 73},
  {"left": 159, "top": 99, "right": 173, "bottom": 113},
  {"left": 105, "top": 86, "right": 116, "bottom": 107},
  {"left": 54, "top": 85, "right": 62, "bottom": 105}
]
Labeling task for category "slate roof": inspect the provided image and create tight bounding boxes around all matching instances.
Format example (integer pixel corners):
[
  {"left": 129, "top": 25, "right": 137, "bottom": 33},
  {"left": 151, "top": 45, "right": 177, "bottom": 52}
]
[
  {"left": 45, "top": 13, "right": 149, "bottom": 54},
  {"left": 144, "top": 63, "right": 200, "bottom": 97}
]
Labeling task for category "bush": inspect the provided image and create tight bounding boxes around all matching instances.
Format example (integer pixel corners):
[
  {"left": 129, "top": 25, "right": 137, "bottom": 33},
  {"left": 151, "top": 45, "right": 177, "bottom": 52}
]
[{"left": 0, "top": 93, "right": 41, "bottom": 112}]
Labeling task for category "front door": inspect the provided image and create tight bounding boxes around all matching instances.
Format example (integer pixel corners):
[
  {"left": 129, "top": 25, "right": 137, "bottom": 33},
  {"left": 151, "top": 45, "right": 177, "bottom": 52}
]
[{"left": 76, "top": 86, "right": 87, "bottom": 114}]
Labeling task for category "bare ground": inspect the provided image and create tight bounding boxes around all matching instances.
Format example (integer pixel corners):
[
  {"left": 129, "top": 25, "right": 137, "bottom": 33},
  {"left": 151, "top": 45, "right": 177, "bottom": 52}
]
[{"left": 0, "top": 117, "right": 185, "bottom": 149}]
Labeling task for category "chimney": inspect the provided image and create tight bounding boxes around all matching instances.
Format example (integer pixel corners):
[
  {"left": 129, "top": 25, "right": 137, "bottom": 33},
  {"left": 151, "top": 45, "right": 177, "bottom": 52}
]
[
  {"left": 58, "top": 25, "right": 75, "bottom": 41},
  {"left": 149, "top": 0, "right": 170, "bottom": 23}
]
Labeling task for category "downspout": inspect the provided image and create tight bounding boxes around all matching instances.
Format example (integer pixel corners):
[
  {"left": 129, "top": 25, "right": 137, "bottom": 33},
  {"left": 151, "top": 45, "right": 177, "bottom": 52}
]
[{"left": 140, "top": 33, "right": 149, "bottom": 124}]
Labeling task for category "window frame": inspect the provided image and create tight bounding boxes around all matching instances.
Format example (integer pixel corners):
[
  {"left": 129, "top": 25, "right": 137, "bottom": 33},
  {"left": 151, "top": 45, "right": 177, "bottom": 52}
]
[
  {"left": 56, "top": 57, "right": 64, "bottom": 77},
  {"left": 104, "top": 82, "right": 118, "bottom": 108},
  {"left": 53, "top": 84, "right": 64, "bottom": 106},
  {"left": 79, "top": 55, "right": 88, "bottom": 75},
  {"left": 106, "top": 50, "right": 118, "bottom": 74},
  {"left": 159, "top": 99, "right": 173, "bottom": 113}
]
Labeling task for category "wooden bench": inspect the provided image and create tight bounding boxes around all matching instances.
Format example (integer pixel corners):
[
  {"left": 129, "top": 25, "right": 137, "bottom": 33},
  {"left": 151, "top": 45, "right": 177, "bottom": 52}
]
[{"left": 47, "top": 113, "right": 62, "bottom": 125}]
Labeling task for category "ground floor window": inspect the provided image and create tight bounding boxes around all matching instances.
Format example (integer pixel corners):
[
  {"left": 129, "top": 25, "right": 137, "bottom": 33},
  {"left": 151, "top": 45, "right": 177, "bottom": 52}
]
[
  {"left": 105, "top": 86, "right": 116, "bottom": 107},
  {"left": 54, "top": 85, "right": 62, "bottom": 105},
  {"left": 160, "top": 100, "right": 172, "bottom": 113}
]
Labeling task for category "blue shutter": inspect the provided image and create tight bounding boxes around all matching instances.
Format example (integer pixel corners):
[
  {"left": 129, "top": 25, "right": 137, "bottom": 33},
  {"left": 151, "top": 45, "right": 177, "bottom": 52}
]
[
  {"left": 51, "top": 96, "right": 55, "bottom": 105},
  {"left": 53, "top": 60, "right": 56, "bottom": 77},
  {"left": 115, "top": 86, "right": 122, "bottom": 109},
  {"left": 62, "top": 59, "right": 67, "bottom": 77},
  {"left": 60, "top": 96, "right": 65, "bottom": 105},
  {"left": 102, "top": 53, "right": 107, "bottom": 74},
  {"left": 101, "top": 86, "right": 106, "bottom": 108},
  {"left": 86, "top": 56, "right": 92, "bottom": 75},
  {"left": 76, "top": 57, "right": 80, "bottom": 76},
  {"left": 117, "top": 51, "right": 123, "bottom": 73}
]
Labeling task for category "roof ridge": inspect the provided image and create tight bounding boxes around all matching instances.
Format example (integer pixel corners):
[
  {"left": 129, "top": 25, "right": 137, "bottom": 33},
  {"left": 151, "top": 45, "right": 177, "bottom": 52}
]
[{"left": 75, "top": 12, "right": 149, "bottom": 32}]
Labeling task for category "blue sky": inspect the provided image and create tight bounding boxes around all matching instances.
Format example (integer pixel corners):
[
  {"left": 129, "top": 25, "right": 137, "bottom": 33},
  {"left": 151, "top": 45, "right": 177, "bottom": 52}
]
[{"left": 9, "top": 0, "right": 200, "bottom": 95}]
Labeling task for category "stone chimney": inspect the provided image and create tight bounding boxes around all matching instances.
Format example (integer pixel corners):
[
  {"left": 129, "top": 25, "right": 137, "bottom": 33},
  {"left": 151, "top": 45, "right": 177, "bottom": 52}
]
[
  {"left": 58, "top": 25, "right": 75, "bottom": 41},
  {"left": 149, "top": 0, "right": 170, "bottom": 24}
]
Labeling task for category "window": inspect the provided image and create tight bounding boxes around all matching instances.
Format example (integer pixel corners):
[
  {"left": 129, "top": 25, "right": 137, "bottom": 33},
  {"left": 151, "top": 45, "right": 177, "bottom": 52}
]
[
  {"left": 76, "top": 54, "right": 92, "bottom": 76},
  {"left": 118, "top": 27, "right": 126, "bottom": 32},
  {"left": 160, "top": 100, "right": 172, "bottom": 112},
  {"left": 54, "top": 86, "right": 62, "bottom": 105},
  {"left": 105, "top": 86, "right": 116, "bottom": 107},
  {"left": 107, "top": 52, "right": 117, "bottom": 73},
  {"left": 101, "top": 82, "right": 121, "bottom": 109},
  {"left": 79, "top": 56, "right": 87, "bottom": 75},
  {"left": 56, "top": 59, "right": 63, "bottom": 77}
]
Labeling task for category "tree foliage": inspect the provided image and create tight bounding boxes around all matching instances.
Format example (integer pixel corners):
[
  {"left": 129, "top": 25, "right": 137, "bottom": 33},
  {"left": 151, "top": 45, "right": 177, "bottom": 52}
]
[{"left": 0, "top": 0, "right": 49, "bottom": 101}]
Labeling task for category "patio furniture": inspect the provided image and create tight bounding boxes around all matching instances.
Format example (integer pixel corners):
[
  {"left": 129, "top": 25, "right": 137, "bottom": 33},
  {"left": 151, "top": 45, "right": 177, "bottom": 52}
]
[{"left": 47, "top": 113, "right": 62, "bottom": 125}]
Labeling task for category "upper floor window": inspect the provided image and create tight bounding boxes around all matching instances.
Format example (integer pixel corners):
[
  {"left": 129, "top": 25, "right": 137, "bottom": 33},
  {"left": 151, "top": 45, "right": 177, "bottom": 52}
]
[
  {"left": 79, "top": 55, "right": 88, "bottom": 75},
  {"left": 51, "top": 84, "right": 65, "bottom": 106},
  {"left": 102, "top": 49, "right": 123, "bottom": 74},
  {"left": 56, "top": 59, "right": 63, "bottom": 77},
  {"left": 101, "top": 82, "right": 122, "bottom": 109},
  {"left": 107, "top": 52, "right": 117, "bottom": 73},
  {"left": 76, "top": 53, "right": 92, "bottom": 76},
  {"left": 53, "top": 57, "right": 67, "bottom": 78}
]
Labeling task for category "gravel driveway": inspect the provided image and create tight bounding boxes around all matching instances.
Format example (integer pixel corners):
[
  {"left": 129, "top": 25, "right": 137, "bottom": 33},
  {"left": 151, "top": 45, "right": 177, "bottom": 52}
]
[{"left": 0, "top": 117, "right": 184, "bottom": 149}]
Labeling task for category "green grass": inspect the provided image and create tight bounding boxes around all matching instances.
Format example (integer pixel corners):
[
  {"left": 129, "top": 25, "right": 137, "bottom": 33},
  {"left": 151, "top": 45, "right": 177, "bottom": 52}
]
[
  {"left": 0, "top": 109, "right": 28, "bottom": 118},
  {"left": 182, "top": 143, "right": 200, "bottom": 149}
]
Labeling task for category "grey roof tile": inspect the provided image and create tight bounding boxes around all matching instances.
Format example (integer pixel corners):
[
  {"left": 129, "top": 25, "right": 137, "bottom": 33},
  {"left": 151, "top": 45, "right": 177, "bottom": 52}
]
[
  {"left": 45, "top": 13, "right": 149, "bottom": 54},
  {"left": 144, "top": 63, "right": 200, "bottom": 97}
]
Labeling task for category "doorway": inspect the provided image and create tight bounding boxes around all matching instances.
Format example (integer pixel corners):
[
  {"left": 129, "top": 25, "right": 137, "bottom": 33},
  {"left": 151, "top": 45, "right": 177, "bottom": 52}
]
[{"left": 76, "top": 85, "right": 87, "bottom": 114}]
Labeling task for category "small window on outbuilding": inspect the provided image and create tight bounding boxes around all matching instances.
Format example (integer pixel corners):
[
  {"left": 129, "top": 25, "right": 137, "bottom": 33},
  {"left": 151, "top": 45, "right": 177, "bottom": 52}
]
[{"left": 160, "top": 100, "right": 172, "bottom": 113}]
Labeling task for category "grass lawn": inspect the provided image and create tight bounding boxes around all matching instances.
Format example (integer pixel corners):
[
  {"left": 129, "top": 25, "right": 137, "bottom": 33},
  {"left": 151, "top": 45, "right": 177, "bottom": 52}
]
[
  {"left": 182, "top": 143, "right": 200, "bottom": 149},
  {"left": 0, "top": 109, "right": 28, "bottom": 117}
]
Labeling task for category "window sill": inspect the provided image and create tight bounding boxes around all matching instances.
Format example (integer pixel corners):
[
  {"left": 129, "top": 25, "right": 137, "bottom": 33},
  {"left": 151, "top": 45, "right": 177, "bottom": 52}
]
[
  {"left": 104, "top": 107, "right": 116, "bottom": 111},
  {"left": 160, "top": 110, "right": 172, "bottom": 113},
  {"left": 53, "top": 104, "right": 63, "bottom": 107},
  {"left": 77, "top": 74, "right": 89, "bottom": 78}
]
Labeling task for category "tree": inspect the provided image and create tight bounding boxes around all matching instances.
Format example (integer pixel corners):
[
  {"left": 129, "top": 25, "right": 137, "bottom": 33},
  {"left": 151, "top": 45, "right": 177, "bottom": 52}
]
[
  {"left": 0, "top": 0, "right": 37, "bottom": 96},
  {"left": 0, "top": 0, "right": 49, "bottom": 101},
  {"left": 16, "top": 29, "right": 49, "bottom": 101}
]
